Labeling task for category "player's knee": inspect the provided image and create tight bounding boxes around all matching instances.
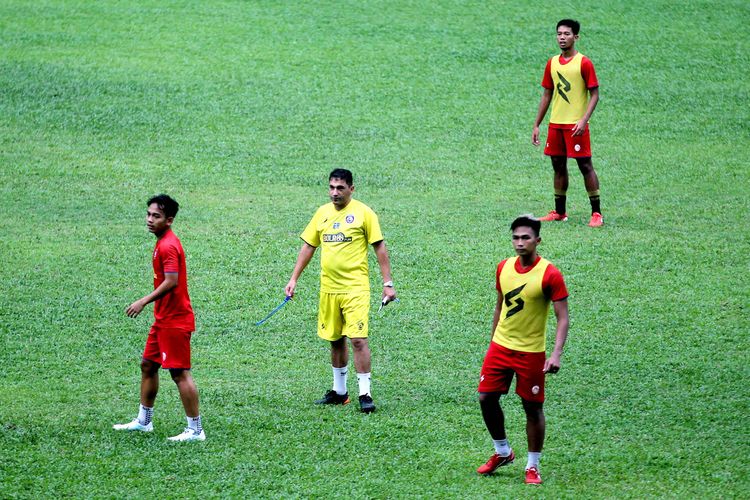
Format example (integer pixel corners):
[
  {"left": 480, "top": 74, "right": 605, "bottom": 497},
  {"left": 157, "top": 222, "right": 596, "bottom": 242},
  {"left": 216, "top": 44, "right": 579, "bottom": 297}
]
[
  {"left": 551, "top": 157, "right": 568, "bottom": 173},
  {"left": 350, "top": 338, "right": 368, "bottom": 351},
  {"left": 140, "top": 358, "right": 159, "bottom": 375},
  {"left": 576, "top": 158, "right": 594, "bottom": 174},
  {"left": 478, "top": 392, "right": 500, "bottom": 405},
  {"left": 522, "top": 400, "right": 544, "bottom": 421},
  {"left": 169, "top": 368, "right": 188, "bottom": 382}
]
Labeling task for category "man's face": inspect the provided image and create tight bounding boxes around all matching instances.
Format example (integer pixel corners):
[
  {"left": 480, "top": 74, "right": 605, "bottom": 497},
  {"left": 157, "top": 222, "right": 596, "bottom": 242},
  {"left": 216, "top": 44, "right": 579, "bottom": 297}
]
[
  {"left": 146, "top": 203, "right": 172, "bottom": 236},
  {"left": 512, "top": 226, "right": 540, "bottom": 257},
  {"left": 329, "top": 177, "right": 354, "bottom": 209},
  {"left": 557, "top": 25, "right": 578, "bottom": 51}
]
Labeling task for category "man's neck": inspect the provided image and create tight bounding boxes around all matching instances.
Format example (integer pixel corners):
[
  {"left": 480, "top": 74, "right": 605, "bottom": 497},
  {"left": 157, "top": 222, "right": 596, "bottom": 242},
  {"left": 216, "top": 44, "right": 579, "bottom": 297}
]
[
  {"left": 518, "top": 253, "right": 538, "bottom": 268},
  {"left": 334, "top": 199, "right": 352, "bottom": 211},
  {"left": 560, "top": 48, "right": 578, "bottom": 59}
]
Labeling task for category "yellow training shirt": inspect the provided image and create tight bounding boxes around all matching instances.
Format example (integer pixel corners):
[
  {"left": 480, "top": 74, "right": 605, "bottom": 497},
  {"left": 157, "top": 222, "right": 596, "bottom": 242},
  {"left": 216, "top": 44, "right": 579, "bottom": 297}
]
[
  {"left": 301, "top": 199, "right": 383, "bottom": 293},
  {"left": 550, "top": 52, "right": 589, "bottom": 125},
  {"left": 492, "top": 257, "right": 552, "bottom": 352}
]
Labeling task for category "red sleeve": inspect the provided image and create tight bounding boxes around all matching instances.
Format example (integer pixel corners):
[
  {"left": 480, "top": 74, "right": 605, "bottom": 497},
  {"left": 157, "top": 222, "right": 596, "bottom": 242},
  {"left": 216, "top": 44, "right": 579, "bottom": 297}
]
[
  {"left": 161, "top": 242, "right": 180, "bottom": 274},
  {"left": 541, "top": 58, "right": 553, "bottom": 89},
  {"left": 495, "top": 260, "right": 508, "bottom": 294},
  {"left": 542, "top": 264, "right": 568, "bottom": 301},
  {"left": 581, "top": 56, "right": 599, "bottom": 89}
]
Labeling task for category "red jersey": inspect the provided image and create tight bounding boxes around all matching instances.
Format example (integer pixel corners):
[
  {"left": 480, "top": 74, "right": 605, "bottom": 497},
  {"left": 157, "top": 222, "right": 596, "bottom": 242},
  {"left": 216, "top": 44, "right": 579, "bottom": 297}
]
[{"left": 152, "top": 229, "right": 195, "bottom": 331}]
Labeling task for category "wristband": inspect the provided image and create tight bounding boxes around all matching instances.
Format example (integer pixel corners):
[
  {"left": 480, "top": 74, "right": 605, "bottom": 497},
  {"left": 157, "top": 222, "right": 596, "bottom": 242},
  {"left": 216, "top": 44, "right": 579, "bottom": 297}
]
[{"left": 383, "top": 281, "right": 394, "bottom": 287}]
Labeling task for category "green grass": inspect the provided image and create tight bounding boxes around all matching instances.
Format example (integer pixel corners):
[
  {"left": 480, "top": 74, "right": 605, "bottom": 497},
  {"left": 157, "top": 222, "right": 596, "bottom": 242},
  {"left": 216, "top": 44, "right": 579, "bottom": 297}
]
[{"left": 1, "top": 0, "right": 748, "bottom": 497}]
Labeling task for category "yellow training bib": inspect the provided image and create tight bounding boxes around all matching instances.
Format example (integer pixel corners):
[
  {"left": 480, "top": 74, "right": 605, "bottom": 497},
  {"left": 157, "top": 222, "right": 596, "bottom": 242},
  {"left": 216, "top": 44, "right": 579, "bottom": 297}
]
[
  {"left": 492, "top": 257, "right": 552, "bottom": 352},
  {"left": 550, "top": 53, "right": 589, "bottom": 125}
]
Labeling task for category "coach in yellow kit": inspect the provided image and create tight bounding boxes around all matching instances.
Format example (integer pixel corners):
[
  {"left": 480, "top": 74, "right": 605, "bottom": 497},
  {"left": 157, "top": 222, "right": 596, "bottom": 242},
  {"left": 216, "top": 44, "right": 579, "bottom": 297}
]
[{"left": 285, "top": 168, "right": 396, "bottom": 413}]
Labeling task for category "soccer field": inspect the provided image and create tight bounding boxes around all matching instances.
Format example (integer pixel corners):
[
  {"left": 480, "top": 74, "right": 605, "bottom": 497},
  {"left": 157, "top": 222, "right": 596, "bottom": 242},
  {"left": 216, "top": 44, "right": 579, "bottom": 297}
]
[{"left": 1, "top": 1, "right": 748, "bottom": 497}]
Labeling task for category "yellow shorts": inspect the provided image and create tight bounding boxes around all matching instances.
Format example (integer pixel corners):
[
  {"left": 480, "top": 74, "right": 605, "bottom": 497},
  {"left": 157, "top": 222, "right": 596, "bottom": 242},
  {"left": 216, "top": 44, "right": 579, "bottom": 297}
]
[{"left": 318, "top": 292, "right": 370, "bottom": 341}]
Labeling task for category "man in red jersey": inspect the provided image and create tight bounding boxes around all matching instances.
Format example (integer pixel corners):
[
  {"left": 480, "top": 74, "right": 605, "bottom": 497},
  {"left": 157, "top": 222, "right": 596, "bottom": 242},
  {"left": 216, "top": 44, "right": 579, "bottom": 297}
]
[
  {"left": 476, "top": 215, "right": 569, "bottom": 485},
  {"left": 532, "top": 19, "right": 604, "bottom": 227},
  {"left": 113, "top": 194, "right": 205, "bottom": 442}
]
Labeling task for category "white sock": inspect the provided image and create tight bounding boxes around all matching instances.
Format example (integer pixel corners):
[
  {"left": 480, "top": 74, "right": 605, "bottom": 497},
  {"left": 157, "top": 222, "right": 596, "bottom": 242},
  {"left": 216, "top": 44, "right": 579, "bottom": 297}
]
[
  {"left": 138, "top": 404, "right": 153, "bottom": 425},
  {"left": 493, "top": 439, "right": 511, "bottom": 457},
  {"left": 527, "top": 452, "right": 541, "bottom": 469},
  {"left": 357, "top": 372, "right": 371, "bottom": 396},
  {"left": 332, "top": 366, "right": 348, "bottom": 395},
  {"left": 187, "top": 415, "right": 202, "bottom": 433}
]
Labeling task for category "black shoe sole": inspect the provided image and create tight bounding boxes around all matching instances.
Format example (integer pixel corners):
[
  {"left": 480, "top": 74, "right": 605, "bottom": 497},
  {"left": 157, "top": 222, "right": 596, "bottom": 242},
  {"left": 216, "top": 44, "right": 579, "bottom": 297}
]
[{"left": 314, "top": 397, "right": 351, "bottom": 405}]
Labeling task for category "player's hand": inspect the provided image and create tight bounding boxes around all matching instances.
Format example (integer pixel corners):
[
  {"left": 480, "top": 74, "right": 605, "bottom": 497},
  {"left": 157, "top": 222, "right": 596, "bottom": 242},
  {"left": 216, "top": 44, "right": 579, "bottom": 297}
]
[
  {"left": 543, "top": 354, "right": 561, "bottom": 374},
  {"left": 284, "top": 280, "right": 297, "bottom": 298},
  {"left": 125, "top": 300, "right": 145, "bottom": 318},
  {"left": 532, "top": 126, "right": 541, "bottom": 146},
  {"left": 571, "top": 120, "right": 587, "bottom": 136},
  {"left": 382, "top": 286, "right": 397, "bottom": 304}
]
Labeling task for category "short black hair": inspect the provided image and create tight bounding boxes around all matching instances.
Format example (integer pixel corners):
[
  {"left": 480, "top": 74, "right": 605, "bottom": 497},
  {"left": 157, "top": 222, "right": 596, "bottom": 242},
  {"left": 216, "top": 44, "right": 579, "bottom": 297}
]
[
  {"left": 511, "top": 215, "right": 541, "bottom": 237},
  {"left": 557, "top": 19, "right": 580, "bottom": 35},
  {"left": 329, "top": 168, "right": 353, "bottom": 186},
  {"left": 147, "top": 194, "right": 179, "bottom": 219}
]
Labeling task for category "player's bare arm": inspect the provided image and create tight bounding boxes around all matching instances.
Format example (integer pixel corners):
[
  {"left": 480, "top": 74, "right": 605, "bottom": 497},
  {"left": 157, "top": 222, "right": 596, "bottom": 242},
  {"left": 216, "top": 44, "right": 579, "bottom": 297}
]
[
  {"left": 125, "top": 272, "right": 178, "bottom": 318},
  {"left": 284, "top": 242, "right": 317, "bottom": 298},
  {"left": 490, "top": 291, "right": 502, "bottom": 342},
  {"left": 572, "top": 87, "right": 599, "bottom": 136},
  {"left": 372, "top": 240, "right": 396, "bottom": 302},
  {"left": 543, "top": 298, "right": 569, "bottom": 373},
  {"left": 532, "top": 88, "right": 553, "bottom": 146}
]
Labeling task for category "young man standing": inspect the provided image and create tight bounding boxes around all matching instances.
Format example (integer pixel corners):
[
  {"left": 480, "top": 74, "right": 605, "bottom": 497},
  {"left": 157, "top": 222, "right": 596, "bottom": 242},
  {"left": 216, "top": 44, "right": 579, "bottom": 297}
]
[
  {"left": 532, "top": 19, "right": 603, "bottom": 227},
  {"left": 285, "top": 169, "right": 396, "bottom": 413},
  {"left": 477, "top": 215, "right": 569, "bottom": 484},
  {"left": 113, "top": 194, "right": 205, "bottom": 442}
]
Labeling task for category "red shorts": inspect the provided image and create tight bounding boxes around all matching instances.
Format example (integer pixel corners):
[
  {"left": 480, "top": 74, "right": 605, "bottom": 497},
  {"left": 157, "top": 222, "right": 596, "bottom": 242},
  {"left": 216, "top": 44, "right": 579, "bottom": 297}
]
[
  {"left": 143, "top": 325, "right": 193, "bottom": 369},
  {"left": 544, "top": 124, "right": 591, "bottom": 158},
  {"left": 478, "top": 342, "right": 546, "bottom": 402}
]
